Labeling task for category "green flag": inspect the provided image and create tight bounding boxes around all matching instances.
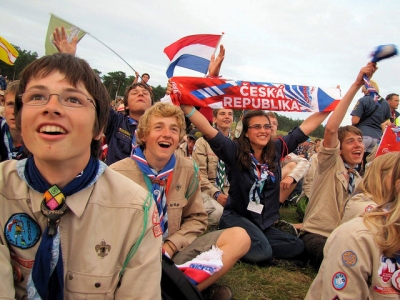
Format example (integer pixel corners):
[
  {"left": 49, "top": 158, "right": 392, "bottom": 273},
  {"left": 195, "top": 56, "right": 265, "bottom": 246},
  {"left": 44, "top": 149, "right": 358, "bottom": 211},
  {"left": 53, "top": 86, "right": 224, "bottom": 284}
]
[{"left": 45, "top": 14, "right": 86, "bottom": 55}]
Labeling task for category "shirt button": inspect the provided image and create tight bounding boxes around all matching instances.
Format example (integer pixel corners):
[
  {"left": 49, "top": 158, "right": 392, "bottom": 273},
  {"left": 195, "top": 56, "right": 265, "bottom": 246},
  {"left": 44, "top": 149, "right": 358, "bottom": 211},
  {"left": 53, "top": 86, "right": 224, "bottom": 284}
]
[
  {"left": 95, "top": 282, "right": 101, "bottom": 288},
  {"left": 68, "top": 274, "right": 73, "bottom": 280}
]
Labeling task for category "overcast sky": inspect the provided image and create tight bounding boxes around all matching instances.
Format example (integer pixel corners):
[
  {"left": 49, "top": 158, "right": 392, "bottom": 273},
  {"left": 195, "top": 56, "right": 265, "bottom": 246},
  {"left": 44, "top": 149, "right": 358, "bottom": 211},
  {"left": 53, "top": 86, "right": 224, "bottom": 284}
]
[{"left": 2, "top": 0, "right": 399, "bottom": 125}]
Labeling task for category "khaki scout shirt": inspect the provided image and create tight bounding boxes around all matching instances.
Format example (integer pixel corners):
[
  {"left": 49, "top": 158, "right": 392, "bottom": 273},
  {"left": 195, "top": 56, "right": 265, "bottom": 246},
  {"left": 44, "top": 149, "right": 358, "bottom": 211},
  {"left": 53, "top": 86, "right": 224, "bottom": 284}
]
[
  {"left": 341, "top": 192, "right": 377, "bottom": 224},
  {"left": 110, "top": 155, "right": 208, "bottom": 253},
  {"left": 0, "top": 160, "right": 161, "bottom": 300},
  {"left": 302, "top": 141, "right": 362, "bottom": 237},
  {"left": 192, "top": 137, "right": 229, "bottom": 197},
  {"left": 306, "top": 217, "right": 400, "bottom": 299}
]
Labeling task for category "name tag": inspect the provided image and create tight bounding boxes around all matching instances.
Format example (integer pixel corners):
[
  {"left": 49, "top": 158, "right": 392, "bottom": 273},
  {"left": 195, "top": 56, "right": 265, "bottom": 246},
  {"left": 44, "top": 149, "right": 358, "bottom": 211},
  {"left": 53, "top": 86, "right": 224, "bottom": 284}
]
[{"left": 247, "top": 201, "right": 263, "bottom": 214}]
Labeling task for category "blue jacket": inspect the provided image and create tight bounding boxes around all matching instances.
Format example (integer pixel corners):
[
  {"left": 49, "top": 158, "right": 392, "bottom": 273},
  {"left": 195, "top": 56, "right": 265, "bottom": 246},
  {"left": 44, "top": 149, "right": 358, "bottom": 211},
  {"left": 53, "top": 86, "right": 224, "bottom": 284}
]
[
  {"left": 104, "top": 109, "right": 138, "bottom": 165},
  {"left": 207, "top": 127, "right": 307, "bottom": 230}
]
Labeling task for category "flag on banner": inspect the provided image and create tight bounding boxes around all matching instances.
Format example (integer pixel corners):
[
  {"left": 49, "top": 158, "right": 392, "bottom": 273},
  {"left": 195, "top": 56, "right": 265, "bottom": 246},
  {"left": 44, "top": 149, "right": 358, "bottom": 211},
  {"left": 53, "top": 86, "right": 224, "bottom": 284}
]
[
  {"left": 375, "top": 126, "right": 400, "bottom": 158},
  {"left": 45, "top": 14, "right": 87, "bottom": 55},
  {"left": 162, "top": 76, "right": 341, "bottom": 112},
  {"left": 0, "top": 37, "right": 19, "bottom": 65},
  {"left": 164, "top": 34, "right": 222, "bottom": 78}
]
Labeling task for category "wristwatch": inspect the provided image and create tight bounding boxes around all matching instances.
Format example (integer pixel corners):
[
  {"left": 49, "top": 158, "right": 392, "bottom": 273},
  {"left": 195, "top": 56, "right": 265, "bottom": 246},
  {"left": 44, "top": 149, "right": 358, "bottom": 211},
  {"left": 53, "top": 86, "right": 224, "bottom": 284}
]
[{"left": 213, "top": 191, "right": 221, "bottom": 200}]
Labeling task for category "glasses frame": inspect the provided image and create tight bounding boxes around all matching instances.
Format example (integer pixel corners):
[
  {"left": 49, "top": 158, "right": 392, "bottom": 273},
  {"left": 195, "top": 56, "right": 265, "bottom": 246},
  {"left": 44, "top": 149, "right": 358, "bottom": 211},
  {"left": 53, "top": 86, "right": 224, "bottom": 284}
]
[
  {"left": 19, "top": 92, "right": 97, "bottom": 109},
  {"left": 248, "top": 124, "right": 272, "bottom": 130}
]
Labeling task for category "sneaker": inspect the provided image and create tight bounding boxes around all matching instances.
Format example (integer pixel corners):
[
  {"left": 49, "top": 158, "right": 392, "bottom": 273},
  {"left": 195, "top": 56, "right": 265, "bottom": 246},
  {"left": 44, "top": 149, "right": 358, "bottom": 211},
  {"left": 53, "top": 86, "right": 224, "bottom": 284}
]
[
  {"left": 286, "top": 193, "right": 300, "bottom": 206},
  {"left": 274, "top": 220, "right": 298, "bottom": 237},
  {"left": 201, "top": 284, "right": 233, "bottom": 300}
]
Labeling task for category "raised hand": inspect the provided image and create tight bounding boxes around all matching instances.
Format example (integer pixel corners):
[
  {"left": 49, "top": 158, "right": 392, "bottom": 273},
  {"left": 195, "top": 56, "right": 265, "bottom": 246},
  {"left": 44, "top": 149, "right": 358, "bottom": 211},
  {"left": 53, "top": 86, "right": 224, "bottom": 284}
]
[
  {"left": 208, "top": 45, "right": 225, "bottom": 77},
  {"left": 53, "top": 27, "right": 78, "bottom": 55}
]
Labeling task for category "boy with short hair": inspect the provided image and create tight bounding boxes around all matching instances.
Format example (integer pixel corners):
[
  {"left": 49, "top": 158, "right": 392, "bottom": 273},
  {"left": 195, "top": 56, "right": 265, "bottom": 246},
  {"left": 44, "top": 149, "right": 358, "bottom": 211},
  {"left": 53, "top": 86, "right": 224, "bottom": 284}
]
[
  {"left": 0, "top": 81, "right": 27, "bottom": 161},
  {"left": 0, "top": 53, "right": 161, "bottom": 299},
  {"left": 110, "top": 102, "right": 250, "bottom": 299},
  {"left": 300, "top": 62, "right": 376, "bottom": 267}
]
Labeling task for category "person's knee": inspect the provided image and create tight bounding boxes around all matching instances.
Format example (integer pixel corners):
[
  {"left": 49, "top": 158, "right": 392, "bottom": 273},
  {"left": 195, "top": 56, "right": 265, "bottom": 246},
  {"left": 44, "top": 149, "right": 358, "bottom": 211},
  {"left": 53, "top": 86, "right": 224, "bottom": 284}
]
[{"left": 217, "top": 227, "right": 251, "bottom": 255}]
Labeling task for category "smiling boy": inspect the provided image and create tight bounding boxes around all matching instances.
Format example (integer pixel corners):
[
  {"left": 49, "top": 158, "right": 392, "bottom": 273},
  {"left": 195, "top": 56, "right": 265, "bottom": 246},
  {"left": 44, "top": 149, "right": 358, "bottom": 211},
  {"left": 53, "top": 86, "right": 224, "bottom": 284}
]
[
  {"left": 110, "top": 102, "right": 250, "bottom": 299},
  {"left": 300, "top": 62, "right": 376, "bottom": 268},
  {"left": 0, "top": 53, "right": 161, "bottom": 299}
]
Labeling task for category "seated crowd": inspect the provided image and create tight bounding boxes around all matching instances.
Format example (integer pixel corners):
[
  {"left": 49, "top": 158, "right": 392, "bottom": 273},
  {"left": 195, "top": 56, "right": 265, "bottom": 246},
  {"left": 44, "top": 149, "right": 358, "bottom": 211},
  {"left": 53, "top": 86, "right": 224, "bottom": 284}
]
[{"left": 0, "top": 27, "right": 399, "bottom": 300}]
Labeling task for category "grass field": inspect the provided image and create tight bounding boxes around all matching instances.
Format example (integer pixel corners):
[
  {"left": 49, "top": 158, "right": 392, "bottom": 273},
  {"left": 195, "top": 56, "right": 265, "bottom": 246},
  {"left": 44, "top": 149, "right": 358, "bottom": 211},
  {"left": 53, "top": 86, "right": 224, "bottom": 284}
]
[{"left": 217, "top": 206, "right": 318, "bottom": 300}]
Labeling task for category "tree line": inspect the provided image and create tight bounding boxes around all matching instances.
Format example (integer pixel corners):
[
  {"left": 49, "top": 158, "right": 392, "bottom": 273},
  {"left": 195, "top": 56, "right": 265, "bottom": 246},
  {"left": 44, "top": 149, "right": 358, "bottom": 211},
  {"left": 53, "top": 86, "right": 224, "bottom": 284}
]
[{"left": 0, "top": 44, "right": 324, "bottom": 137}]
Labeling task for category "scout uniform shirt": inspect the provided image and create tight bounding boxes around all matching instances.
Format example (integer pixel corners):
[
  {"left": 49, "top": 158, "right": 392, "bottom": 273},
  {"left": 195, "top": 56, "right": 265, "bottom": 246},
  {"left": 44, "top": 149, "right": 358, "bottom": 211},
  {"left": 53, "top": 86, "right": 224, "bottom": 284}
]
[{"left": 0, "top": 160, "right": 161, "bottom": 300}]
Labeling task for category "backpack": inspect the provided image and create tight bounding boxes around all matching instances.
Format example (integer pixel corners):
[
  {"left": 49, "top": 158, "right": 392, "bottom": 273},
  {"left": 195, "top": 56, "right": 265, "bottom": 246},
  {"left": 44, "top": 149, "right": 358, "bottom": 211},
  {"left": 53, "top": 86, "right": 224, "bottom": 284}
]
[{"left": 161, "top": 255, "right": 204, "bottom": 300}]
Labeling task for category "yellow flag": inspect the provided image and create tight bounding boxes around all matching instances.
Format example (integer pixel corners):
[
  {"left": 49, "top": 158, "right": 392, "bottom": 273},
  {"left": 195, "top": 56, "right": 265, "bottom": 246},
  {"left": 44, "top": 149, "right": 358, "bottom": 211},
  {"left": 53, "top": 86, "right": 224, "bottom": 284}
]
[
  {"left": 0, "top": 36, "right": 19, "bottom": 65},
  {"left": 45, "top": 14, "right": 87, "bottom": 55}
]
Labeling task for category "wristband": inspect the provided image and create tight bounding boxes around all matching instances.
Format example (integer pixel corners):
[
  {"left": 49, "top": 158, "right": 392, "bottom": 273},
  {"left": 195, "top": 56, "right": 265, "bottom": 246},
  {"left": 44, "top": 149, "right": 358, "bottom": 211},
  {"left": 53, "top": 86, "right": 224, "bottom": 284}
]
[
  {"left": 213, "top": 191, "right": 221, "bottom": 200},
  {"left": 185, "top": 107, "right": 196, "bottom": 118}
]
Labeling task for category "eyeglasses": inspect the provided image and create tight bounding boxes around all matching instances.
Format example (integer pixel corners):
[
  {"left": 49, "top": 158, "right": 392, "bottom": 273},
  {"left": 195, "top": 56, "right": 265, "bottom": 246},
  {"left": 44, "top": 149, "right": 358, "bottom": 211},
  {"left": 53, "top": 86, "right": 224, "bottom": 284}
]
[
  {"left": 248, "top": 124, "right": 272, "bottom": 130},
  {"left": 19, "top": 91, "right": 96, "bottom": 108}
]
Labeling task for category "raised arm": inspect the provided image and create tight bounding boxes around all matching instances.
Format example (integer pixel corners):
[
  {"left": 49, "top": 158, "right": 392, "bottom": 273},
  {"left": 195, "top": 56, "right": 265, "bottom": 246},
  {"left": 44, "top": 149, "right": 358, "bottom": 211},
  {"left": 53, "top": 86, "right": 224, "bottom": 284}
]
[
  {"left": 323, "top": 62, "right": 377, "bottom": 148},
  {"left": 53, "top": 27, "right": 77, "bottom": 55},
  {"left": 180, "top": 105, "right": 218, "bottom": 139},
  {"left": 299, "top": 112, "right": 331, "bottom": 136}
]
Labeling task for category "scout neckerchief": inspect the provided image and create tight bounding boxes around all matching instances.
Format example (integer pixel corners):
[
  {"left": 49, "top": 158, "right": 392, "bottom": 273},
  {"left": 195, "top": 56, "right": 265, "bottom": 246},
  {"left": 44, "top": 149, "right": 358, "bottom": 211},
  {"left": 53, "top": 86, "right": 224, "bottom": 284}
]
[
  {"left": 23, "top": 156, "right": 101, "bottom": 300},
  {"left": 249, "top": 153, "right": 275, "bottom": 204},
  {"left": 131, "top": 145, "right": 175, "bottom": 240},
  {"left": 1, "top": 119, "right": 24, "bottom": 160},
  {"left": 127, "top": 116, "right": 138, "bottom": 145},
  {"left": 215, "top": 159, "right": 225, "bottom": 191},
  {"left": 344, "top": 162, "right": 357, "bottom": 195}
]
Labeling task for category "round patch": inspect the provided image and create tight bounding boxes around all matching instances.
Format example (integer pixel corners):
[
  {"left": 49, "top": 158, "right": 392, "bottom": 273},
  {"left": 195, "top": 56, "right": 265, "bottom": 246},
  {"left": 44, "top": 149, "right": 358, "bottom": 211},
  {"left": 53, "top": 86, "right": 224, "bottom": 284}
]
[
  {"left": 4, "top": 213, "right": 41, "bottom": 249},
  {"left": 391, "top": 270, "right": 400, "bottom": 291},
  {"left": 332, "top": 272, "right": 347, "bottom": 290},
  {"left": 342, "top": 250, "right": 357, "bottom": 267}
]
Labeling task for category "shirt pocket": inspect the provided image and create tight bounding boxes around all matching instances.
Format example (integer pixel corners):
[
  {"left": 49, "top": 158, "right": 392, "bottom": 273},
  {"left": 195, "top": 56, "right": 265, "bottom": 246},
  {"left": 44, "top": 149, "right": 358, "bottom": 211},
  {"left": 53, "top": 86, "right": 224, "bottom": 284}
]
[
  {"left": 167, "top": 197, "right": 188, "bottom": 237},
  {"left": 65, "top": 269, "right": 120, "bottom": 300}
]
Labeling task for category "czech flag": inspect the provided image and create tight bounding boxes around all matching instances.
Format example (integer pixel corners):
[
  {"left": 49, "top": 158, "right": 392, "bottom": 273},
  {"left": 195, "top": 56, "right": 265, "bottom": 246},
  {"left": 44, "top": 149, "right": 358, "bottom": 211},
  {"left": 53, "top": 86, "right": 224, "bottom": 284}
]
[
  {"left": 164, "top": 34, "right": 222, "bottom": 78},
  {"left": 0, "top": 36, "right": 19, "bottom": 65}
]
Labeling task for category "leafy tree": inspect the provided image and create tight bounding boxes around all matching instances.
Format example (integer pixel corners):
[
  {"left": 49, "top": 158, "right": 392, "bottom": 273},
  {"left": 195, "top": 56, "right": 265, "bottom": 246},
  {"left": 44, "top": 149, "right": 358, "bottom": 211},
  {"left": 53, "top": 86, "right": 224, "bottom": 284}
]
[
  {"left": 102, "top": 71, "right": 127, "bottom": 100},
  {"left": 152, "top": 85, "right": 166, "bottom": 102},
  {"left": 0, "top": 45, "right": 38, "bottom": 80}
]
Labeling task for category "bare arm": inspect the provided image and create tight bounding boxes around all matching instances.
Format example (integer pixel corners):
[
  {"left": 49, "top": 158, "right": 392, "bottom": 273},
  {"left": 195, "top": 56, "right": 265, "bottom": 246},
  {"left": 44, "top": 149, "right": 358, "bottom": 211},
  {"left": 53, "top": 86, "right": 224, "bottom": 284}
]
[
  {"left": 351, "top": 115, "right": 361, "bottom": 125},
  {"left": 299, "top": 112, "right": 331, "bottom": 136},
  {"left": 181, "top": 105, "right": 218, "bottom": 139},
  {"left": 324, "top": 63, "right": 377, "bottom": 148}
]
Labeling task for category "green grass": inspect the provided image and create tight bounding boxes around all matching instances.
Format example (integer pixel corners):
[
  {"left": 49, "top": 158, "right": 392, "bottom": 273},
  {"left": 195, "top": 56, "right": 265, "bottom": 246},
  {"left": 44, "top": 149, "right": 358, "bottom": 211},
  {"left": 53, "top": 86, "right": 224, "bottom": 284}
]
[{"left": 217, "top": 206, "right": 317, "bottom": 300}]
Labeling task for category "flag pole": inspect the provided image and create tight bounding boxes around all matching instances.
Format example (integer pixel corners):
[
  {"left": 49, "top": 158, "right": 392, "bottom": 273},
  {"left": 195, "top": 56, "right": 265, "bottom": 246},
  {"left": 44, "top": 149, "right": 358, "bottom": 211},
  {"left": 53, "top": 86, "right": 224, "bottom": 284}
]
[{"left": 212, "top": 32, "right": 225, "bottom": 57}]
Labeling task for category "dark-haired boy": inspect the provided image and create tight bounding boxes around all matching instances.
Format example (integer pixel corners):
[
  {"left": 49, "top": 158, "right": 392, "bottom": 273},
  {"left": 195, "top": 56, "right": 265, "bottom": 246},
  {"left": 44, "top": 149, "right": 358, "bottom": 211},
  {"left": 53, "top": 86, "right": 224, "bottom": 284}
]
[{"left": 0, "top": 53, "right": 161, "bottom": 299}]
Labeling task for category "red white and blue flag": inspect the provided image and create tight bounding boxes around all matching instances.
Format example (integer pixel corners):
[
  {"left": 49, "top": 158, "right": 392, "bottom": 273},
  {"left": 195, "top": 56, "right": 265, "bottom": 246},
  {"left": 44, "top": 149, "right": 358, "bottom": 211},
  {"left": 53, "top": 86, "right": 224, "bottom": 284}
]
[
  {"left": 162, "top": 76, "right": 341, "bottom": 112},
  {"left": 164, "top": 34, "right": 222, "bottom": 78}
]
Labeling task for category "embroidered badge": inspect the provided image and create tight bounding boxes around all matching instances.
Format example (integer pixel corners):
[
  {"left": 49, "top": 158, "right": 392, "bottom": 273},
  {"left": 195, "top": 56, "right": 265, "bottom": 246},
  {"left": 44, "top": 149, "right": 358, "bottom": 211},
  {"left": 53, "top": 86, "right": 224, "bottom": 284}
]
[
  {"left": 332, "top": 272, "right": 347, "bottom": 290},
  {"left": 153, "top": 224, "right": 162, "bottom": 237},
  {"left": 175, "top": 184, "right": 181, "bottom": 191},
  {"left": 364, "top": 204, "right": 375, "bottom": 212},
  {"left": 118, "top": 128, "right": 131, "bottom": 138},
  {"left": 373, "top": 285, "right": 400, "bottom": 295},
  {"left": 152, "top": 208, "right": 160, "bottom": 225},
  {"left": 10, "top": 252, "right": 34, "bottom": 269},
  {"left": 5, "top": 214, "right": 41, "bottom": 249},
  {"left": 391, "top": 269, "right": 400, "bottom": 291},
  {"left": 378, "top": 255, "right": 396, "bottom": 283},
  {"left": 95, "top": 240, "right": 111, "bottom": 258},
  {"left": 342, "top": 250, "right": 357, "bottom": 267},
  {"left": 331, "top": 296, "right": 340, "bottom": 300}
]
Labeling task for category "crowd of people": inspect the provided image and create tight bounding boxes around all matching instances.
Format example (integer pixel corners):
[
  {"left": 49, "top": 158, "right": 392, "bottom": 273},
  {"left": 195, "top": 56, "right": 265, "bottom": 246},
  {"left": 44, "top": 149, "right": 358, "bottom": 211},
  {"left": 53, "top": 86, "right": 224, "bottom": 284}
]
[{"left": 0, "top": 27, "right": 399, "bottom": 300}]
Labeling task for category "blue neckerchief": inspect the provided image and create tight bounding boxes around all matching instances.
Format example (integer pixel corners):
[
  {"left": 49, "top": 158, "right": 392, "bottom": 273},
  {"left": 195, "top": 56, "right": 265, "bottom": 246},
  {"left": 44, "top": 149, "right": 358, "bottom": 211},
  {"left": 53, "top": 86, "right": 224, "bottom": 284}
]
[
  {"left": 131, "top": 146, "right": 175, "bottom": 240},
  {"left": 24, "top": 156, "right": 101, "bottom": 300},
  {"left": 128, "top": 117, "right": 138, "bottom": 146},
  {"left": 249, "top": 153, "right": 275, "bottom": 204}
]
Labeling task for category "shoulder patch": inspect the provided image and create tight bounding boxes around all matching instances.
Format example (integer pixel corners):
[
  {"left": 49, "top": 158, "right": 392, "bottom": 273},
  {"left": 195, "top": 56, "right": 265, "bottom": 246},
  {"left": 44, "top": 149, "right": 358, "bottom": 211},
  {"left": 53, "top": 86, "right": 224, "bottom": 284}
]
[
  {"left": 342, "top": 250, "right": 357, "bottom": 267},
  {"left": 332, "top": 272, "right": 347, "bottom": 290},
  {"left": 5, "top": 213, "right": 41, "bottom": 249}
]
